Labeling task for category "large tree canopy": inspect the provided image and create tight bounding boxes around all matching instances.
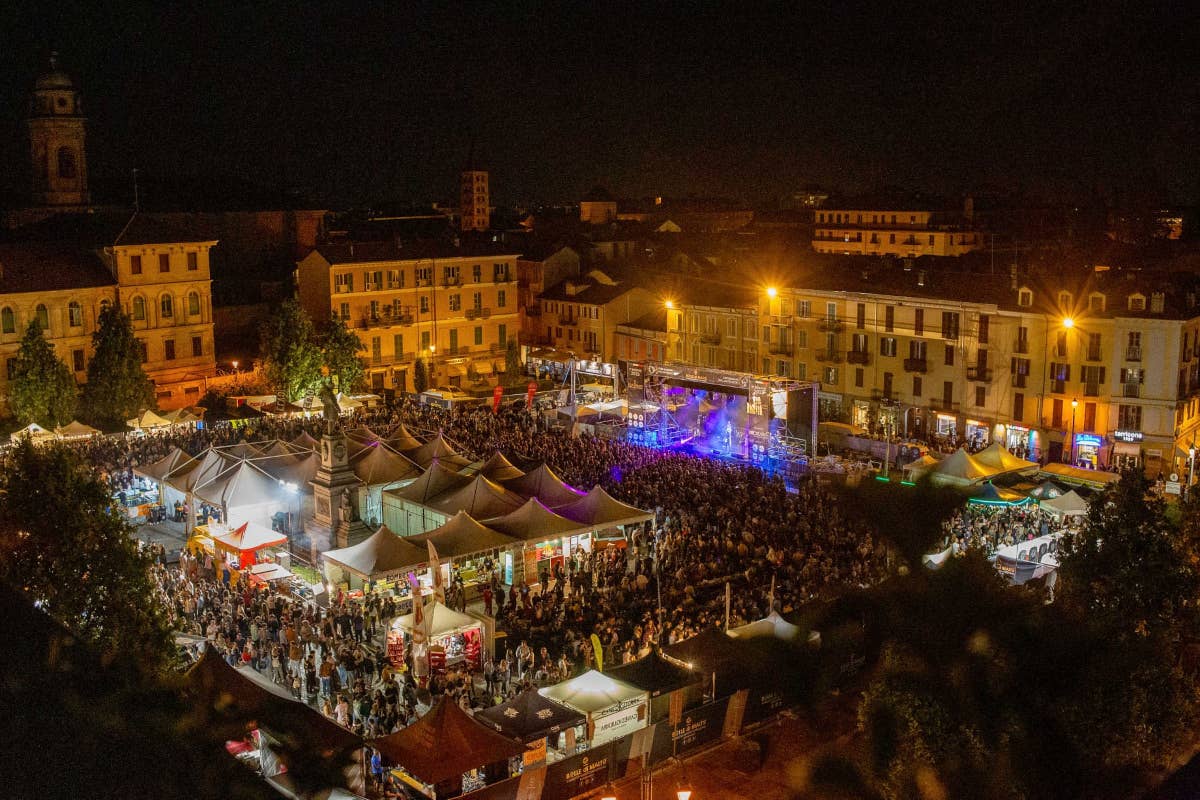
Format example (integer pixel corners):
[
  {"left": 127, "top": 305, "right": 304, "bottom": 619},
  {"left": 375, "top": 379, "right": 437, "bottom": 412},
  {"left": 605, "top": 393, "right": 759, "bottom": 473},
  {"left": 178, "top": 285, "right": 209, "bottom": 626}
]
[
  {"left": 258, "top": 299, "right": 323, "bottom": 402},
  {"left": 81, "top": 304, "right": 155, "bottom": 431},
  {"left": 321, "top": 314, "right": 364, "bottom": 394},
  {"left": 9, "top": 318, "right": 77, "bottom": 428}
]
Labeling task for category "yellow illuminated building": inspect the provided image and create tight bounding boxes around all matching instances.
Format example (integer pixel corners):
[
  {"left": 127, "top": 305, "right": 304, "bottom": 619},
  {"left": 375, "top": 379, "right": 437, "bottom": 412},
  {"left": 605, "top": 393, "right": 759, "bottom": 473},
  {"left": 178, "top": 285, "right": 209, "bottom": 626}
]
[{"left": 813, "top": 206, "right": 982, "bottom": 257}]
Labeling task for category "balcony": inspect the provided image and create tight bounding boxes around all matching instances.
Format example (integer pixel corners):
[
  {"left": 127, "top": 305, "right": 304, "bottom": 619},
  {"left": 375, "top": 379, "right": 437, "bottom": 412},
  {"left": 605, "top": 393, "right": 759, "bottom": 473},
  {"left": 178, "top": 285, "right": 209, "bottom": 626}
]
[
  {"left": 1085, "top": 349, "right": 1103, "bottom": 362},
  {"left": 818, "top": 319, "right": 844, "bottom": 333},
  {"left": 362, "top": 282, "right": 381, "bottom": 293},
  {"left": 929, "top": 397, "right": 960, "bottom": 413},
  {"left": 700, "top": 332, "right": 722, "bottom": 345},
  {"left": 334, "top": 284, "right": 354, "bottom": 294},
  {"left": 446, "top": 345, "right": 471, "bottom": 356},
  {"left": 386, "top": 281, "right": 403, "bottom": 290},
  {"left": 558, "top": 315, "right": 579, "bottom": 326},
  {"left": 815, "top": 349, "right": 842, "bottom": 363},
  {"left": 584, "top": 343, "right": 602, "bottom": 354},
  {"left": 769, "top": 343, "right": 795, "bottom": 356},
  {"left": 442, "top": 277, "right": 462, "bottom": 287},
  {"left": 1013, "top": 340, "right": 1030, "bottom": 354},
  {"left": 764, "top": 315, "right": 788, "bottom": 326},
  {"left": 1122, "top": 383, "right": 1141, "bottom": 398},
  {"left": 1125, "top": 346, "right": 1141, "bottom": 361},
  {"left": 396, "top": 351, "right": 415, "bottom": 362},
  {"left": 465, "top": 307, "right": 492, "bottom": 320},
  {"left": 1084, "top": 382, "right": 1101, "bottom": 397},
  {"left": 903, "top": 357, "right": 928, "bottom": 373},
  {"left": 846, "top": 349, "right": 870, "bottom": 365},
  {"left": 1011, "top": 374, "right": 1028, "bottom": 388},
  {"left": 966, "top": 366, "right": 993, "bottom": 382}
]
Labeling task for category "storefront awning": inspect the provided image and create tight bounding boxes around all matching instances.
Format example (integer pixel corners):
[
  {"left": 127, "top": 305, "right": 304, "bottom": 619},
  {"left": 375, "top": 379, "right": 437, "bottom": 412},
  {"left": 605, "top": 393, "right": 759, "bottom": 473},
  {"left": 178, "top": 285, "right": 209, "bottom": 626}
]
[
  {"left": 446, "top": 364, "right": 468, "bottom": 377},
  {"left": 1113, "top": 441, "right": 1141, "bottom": 457},
  {"left": 473, "top": 361, "right": 494, "bottom": 375}
]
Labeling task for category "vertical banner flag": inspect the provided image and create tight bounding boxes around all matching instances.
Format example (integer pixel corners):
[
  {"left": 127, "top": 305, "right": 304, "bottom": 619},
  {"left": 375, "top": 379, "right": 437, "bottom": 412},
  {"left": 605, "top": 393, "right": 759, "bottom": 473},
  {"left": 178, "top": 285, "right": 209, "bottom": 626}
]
[
  {"left": 526, "top": 380, "right": 538, "bottom": 409},
  {"left": 427, "top": 540, "right": 446, "bottom": 605},
  {"left": 493, "top": 384, "right": 504, "bottom": 414},
  {"left": 406, "top": 572, "right": 426, "bottom": 645},
  {"left": 590, "top": 633, "right": 604, "bottom": 672}
]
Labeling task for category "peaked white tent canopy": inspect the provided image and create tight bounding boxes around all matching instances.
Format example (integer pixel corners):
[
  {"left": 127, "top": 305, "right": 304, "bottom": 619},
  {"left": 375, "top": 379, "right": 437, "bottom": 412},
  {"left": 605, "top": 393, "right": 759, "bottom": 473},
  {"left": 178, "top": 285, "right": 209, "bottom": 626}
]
[
  {"left": 192, "top": 459, "right": 289, "bottom": 529},
  {"left": 408, "top": 432, "right": 471, "bottom": 469},
  {"left": 406, "top": 511, "right": 519, "bottom": 559},
  {"left": 556, "top": 486, "right": 654, "bottom": 528},
  {"left": 134, "top": 445, "right": 194, "bottom": 483},
  {"left": 728, "top": 611, "right": 802, "bottom": 642},
  {"left": 486, "top": 497, "right": 593, "bottom": 542},
  {"left": 126, "top": 409, "right": 172, "bottom": 429},
  {"left": 54, "top": 420, "right": 101, "bottom": 439},
  {"left": 539, "top": 670, "right": 646, "bottom": 715},
  {"left": 464, "top": 451, "right": 525, "bottom": 482},
  {"left": 9, "top": 422, "right": 55, "bottom": 444},
  {"left": 1040, "top": 489, "right": 1089, "bottom": 518},
  {"left": 322, "top": 525, "right": 428, "bottom": 581},
  {"left": 427, "top": 474, "right": 525, "bottom": 519},
  {"left": 926, "top": 448, "right": 998, "bottom": 487},
  {"left": 393, "top": 601, "right": 479, "bottom": 638},
  {"left": 973, "top": 442, "right": 1038, "bottom": 475}
]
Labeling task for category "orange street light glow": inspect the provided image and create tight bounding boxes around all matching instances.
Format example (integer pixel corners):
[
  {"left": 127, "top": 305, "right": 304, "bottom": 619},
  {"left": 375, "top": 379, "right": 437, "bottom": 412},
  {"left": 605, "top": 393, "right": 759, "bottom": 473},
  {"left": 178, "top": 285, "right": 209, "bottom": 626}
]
[{"left": 766, "top": 286, "right": 777, "bottom": 298}]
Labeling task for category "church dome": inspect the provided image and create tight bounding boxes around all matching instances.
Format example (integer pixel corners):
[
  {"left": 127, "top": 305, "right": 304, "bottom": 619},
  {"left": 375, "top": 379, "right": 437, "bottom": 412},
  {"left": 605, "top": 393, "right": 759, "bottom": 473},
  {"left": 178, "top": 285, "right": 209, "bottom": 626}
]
[{"left": 34, "top": 53, "right": 74, "bottom": 91}]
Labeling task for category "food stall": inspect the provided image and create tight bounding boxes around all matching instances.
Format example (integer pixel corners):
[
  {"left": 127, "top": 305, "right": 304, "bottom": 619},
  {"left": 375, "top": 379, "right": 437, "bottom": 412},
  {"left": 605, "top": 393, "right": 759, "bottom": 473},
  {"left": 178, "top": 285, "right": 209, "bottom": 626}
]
[
  {"left": 485, "top": 497, "right": 595, "bottom": 588},
  {"left": 53, "top": 420, "right": 101, "bottom": 440},
  {"left": 406, "top": 511, "right": 519, "bottom": 601},
  {"left": 387, "top": 601, "right": 488, "bottom": 671},
  {"left": 9, "top": 422, "right": 57, "bottom": 445},
  {"left": 191, "top": 458, "right": 290, "bottom": 531},
  {"left": 475, "top": 687, "right": 586, "bottom": 770},
  {"left": 539, "top": 670, "right": 649, "bottom": 747},
  {"left": 188, "top": 521, "right": 288, "bottom": 585},
  {"left": 381, "top": 461, "right": 471, "bottom": 535},
  {"left": 320, "top": 524, "right": 429, "bottom": 595},
  {"left": 554, "top": 485, "right": 655, "bottom": 550}
]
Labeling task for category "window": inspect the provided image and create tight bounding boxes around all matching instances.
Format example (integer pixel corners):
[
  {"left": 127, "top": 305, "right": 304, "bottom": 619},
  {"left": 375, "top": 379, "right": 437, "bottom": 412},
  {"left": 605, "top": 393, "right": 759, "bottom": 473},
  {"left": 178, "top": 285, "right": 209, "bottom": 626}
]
[
  {"left": 63, "top": 300, "right": 83, "bottom": 327},
  {"left": 188, "top": 292, "right": 200, "bottom": 316},
  {"left": 1128, "top": 294, "right": 1145, "bottom": 312},
  {"left": 856, "top": 303, "right": 866, "bottom": 329},
  {"left": 191, "top": 336, "right": 203, "bottom": 357},
  {"left": 977, "top": 314, "right": 989, "bottom": 344},
  {"left": 35, "top": 304, "right": 48, "bottom": 330},
  {"left": 884, "top": 305, "right": 894, "bottom": 332},
  {"left": 498, "top": 290, "right": 507, "bottom": 308},
  {"left": 1018, "top": 288, "right": 1032, "bottom": 307},
  {"left": 72, "top": 349, "right": 85, "bottom": 372},
  {"left": 130, "top": 255, "right": 142, "bottom": 275},
  {"left": 943, "top": 381, "right": 954, "bottom": 406},
  {"left": 1083, "top": 402, "right": 1096, "bottom": 431},
  {"left": 473, "top": 264, "right": 482, "bottom": 283},
  {"left": 449, "top": 294, "right": 461, "bottom": 312},
  {"left": 132, "top": 296, "right": 146, "bottom": 320},
  {"left": 393, "top": 334, "right": 404, "bottom": 357},
  {"left": 160, "top": 295, "right": 173, "bottom": 318},
  {"left": 448, "top": 329, "right": 458, "bottom": 352},
  {"left": 1013, "top": 393, "right": 1024, "bottom": 422},
  {"left": 0, "top": 307, "right": 13, "bottom": 334},
  {"left": 851, "top": 332, "right": 868, "bottom": 353},
  {"left": 889, "top": 233, "right": 896, "bottom": 244},
  {"left": 334, "top": 273, "right": 353, "bottom": 293},
  {"left": 826, "top": 302, "right": 837, "bottom": 322},
  {"left": 1011, "top": 357, "right": 1030, "bottom": 388},
  {"left": 797, "top": 300, "right": 810, "bottom": 317},
  {"left": 421, "top": 331, "right": 431, "bottom": 350},
  {"left": 498, "top": 324, "right": 506, "bottom": 347},
  {"left": 944, "top": 344, "right": 955, "bottom": 366},
  {"left": 823, "top": 367, "right": 838, "bottom": 385},
  {"left": 913, "top": 308, "right": 924, "bottom": 336},
  {"left": 442, "top": 266, "right": 461, "bottom": 285},
  {"left": 387, "top": 269, "right": 403, "bottom": 289},
  {"left": 909, "top": 340, "right": 927, "bottom": 360},
  {"left": 493, "top": 263, "right": 510, "bottom": 282},
  {"left": 1118, "top": 404, "right": 1142, "bottom": 430},
  {"left": 136, "top": 339, "right": 148, "bottom": 363},
  {"left": 473, "top": 292, "right": 482, "bottom": 309},
  {"left": 159, "top": 253, "right": 170, "bottom": 273},
  {"left": 941, "top": 311, "right": 959, "bottom": 339},
  {"left": 797, "top": 329, "right": 808, "bottom": 349},
  {"left": 1058, "top": 291, "right": 1072, "bottom": 310},
  {"left": 973, "top": 385, "right": 985, "bottom": 406},
  {"left": 416, "top": 267, "right": 432, "bottom": 286},
  {"left": 929, "top": 234, "right": 935, "bottom": 245},
  {"left": 1086, "top": 332, "right": 1101, "bottom": 360},
  {"left": 1051, "top": 398, "right": 1064, "bottom": 427},
  {"left": 419, "top": 296, "right": 430, "bottom": 314},
  {"left": 1055, "top": 330, "right": 1068, "bottom": 357},
  {"left": 164, "top": 339, "right": 176, "bottom": 361},
  {"left": 339, "top": 302, "right": 350, "bottom": 320},
  {"left": 913, "top": 375, "right": 922, "bottom": 397},
  {"left": 1088, "top": 293, "right": 1104, "bottom": 312},
  {"left": 187, "top": 252, "right": 198, "bottom": 271},
  {"left": 855, "top": 368, "right": 864, "bottom": 388},
  {"left": 880, "top": 337, "right": 897, "bottom": 357},
  {"left": 474, "top": 326, "right": 483, "bottom": 346}
]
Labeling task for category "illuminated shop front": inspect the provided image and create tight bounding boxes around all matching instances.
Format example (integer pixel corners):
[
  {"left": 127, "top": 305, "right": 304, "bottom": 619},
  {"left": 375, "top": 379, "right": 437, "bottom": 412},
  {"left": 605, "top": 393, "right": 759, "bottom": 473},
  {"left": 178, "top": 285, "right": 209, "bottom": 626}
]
[
  {"left": 1072, "top": 433, "right": 1103, "bottom": 468},
  {"left": 964, "top": 418, "right": 990, "bottom": 447},
  {"left": 1111, "top": 430, "right": 1143, "bottom": 470},
  {"left": 935, "top": 413, "right": 958, "bottom": 437}
]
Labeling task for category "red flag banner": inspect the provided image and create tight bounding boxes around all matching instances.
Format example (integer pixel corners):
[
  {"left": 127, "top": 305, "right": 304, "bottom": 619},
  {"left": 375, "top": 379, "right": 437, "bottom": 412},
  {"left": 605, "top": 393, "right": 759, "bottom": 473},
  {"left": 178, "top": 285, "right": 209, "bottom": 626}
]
[
  {"left": 526, "top": 381, "right": 538, "bottom": 409},
  {"left": 492, "top": 385, "right": 504, "bottom": 414}
]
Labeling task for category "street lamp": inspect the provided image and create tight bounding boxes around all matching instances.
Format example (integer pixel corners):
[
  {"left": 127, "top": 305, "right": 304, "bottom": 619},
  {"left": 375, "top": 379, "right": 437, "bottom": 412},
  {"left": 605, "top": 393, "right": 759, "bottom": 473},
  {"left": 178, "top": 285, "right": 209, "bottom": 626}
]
[
  {"left": 1069, "top": 398, "right": 1079, "bottom": 465},
  {"left": 664, "top": 299, "right": 674, "bottom": 309},
  {"left": 1062, "top": 317, "right": 1075, "bottom": 329},
  {"left": 766, "top": 286, "right": 777, "bottom": 298}
]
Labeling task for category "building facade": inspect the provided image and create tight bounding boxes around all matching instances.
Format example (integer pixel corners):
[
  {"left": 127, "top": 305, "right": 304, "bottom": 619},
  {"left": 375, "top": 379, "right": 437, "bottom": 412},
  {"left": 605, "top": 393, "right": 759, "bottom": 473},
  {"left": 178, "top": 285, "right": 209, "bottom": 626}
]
[
  {"left": 27, "top": 54, "right": 89, "bottom": 210},
  {"left": 537, "top": 274, "right": 655, "bottom": 363},
  {"left": 296, "top": 242, "right": 520, "bottom": 392},
  {"left": 813, "top": 206, "right": 981, "bottom": 257},
  {"left": 459, "top": 168, "right": 490, "bottom": 232}
]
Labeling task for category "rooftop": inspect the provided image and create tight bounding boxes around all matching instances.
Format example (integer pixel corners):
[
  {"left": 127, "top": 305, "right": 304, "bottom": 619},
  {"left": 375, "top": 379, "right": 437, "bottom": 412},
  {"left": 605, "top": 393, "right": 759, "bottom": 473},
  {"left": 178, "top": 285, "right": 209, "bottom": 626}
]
[
  {"left": 315, "top": 239, "right": 521, "bottom": 265},
  {"left": 0, "top": 242, "right": 114, "bottom": 294}
]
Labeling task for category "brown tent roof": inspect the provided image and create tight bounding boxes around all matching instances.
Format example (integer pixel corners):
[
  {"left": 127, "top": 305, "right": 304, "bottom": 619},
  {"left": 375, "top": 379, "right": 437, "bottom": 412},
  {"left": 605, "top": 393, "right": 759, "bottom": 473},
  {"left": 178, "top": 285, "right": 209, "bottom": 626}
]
[
  {"left": 385, "top": 422, "right": 424, "bottom": 452},
  {"left": 428, "top": 474, "right": 524, "bottom": 519},
  {"left": 407, "top": 511, "right": 519, "bottom": 559},
  {"left": 501, "top": 463, "right": 585, "bottom": 508},
  {"left": 133, "top": 446, "right": 193, "bottom": 482},
  {"left": 387, "top": 459, "right": 471, "bottom": 505},
  {"left": 485, "top": 497, "right": 592, "bottom": 542},
  {"left": 370, "top": 696, "right": 524, "bottom": 785},
  {"left": 291, "top": 430, "right": 320, "bottom": 450},
  {"left": 467, "top": 451, "right": 525, "bottom": 482},
  {"left": 350, "top": 442, "right": 421, "bottom": 486},
  {"left": 408, "top": 432, "right": 471, "bottom": 469},
  {"left": 321, "top": 525, "right": 428, "bottom": 579},
  {"left": 555, "top": 485, "right": 654, "bottom": 528}
]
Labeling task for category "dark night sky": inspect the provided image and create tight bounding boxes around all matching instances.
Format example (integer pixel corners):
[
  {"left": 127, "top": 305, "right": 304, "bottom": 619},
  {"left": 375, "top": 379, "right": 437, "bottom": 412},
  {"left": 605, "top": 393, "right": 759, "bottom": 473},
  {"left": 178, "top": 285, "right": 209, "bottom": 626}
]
[{"left": 0, "top": 1, "right": 1196, "bottom": 207}]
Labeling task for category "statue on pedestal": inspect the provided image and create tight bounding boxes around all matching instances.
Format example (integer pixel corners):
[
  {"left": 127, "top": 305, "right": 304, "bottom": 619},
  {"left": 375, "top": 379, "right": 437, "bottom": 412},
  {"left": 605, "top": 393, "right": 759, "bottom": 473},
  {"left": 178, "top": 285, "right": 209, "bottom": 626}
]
[{"left": 318, "top": 382, "right": 340, "bottom": 436}]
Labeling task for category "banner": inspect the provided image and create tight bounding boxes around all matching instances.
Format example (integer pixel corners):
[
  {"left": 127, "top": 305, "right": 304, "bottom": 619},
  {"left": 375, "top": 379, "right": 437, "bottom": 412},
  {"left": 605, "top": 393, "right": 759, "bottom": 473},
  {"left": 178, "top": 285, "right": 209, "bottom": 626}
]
[
  {"left": 493, "top": 385, "right": 504, "bottom": 414},
  {"left": 526, "top": 381, "right": 538, "bottom": 409},
  {"left": 542, "top": 741, "right": 614, "bottom": 800},
  {"left": 590, "top": 633, "right": 604, "bottom": 672},
  {"left": 650, "top": 697, "right": 729, "bottom": 763}
]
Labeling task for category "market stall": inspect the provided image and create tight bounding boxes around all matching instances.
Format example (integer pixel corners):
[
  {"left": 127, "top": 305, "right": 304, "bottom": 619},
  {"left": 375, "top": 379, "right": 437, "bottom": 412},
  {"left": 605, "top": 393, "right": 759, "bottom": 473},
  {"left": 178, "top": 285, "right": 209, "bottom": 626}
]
[
  {"left": 126, "top": 409, "right": 172, "bottom": 430},
  {"left": 463, "top": 451, "right": 525, "bottom": 482},
  {"left": 190, "top": 521, "right": 288, "bottom": 584},
  {"left": 728, "top": 610, "right": 803, "bottom": 643},
  {"left": 381, "top": 461, "right": 471, "bottom": 535},
  {"left": 554, "top": 485, "right": 654, "bottom": 547},
  {"left": 500, "top": 463, "right": 586, "bottom": 508},
  {"left": 163, "top": 448, "right": 237, "bottom": 527},
  {"left": 1039, "top": 489, "right": 1089, "bottom": 519},
  {"left": 406, "top": 512, "right": 519, "bottom": 601},
  {"left": 387, "top": 601, "right": 488, "bottom": 671},
  {"left": 9, "top": 422, "right": 56, "bottom": 445},
  {"left": 475, "top": 688, "right": 586, "bottom": 769},
  {"left": 607, "top": 648, "right": 702, "bottom": 723},
  {"left": 347, "top": 444, "right": 422, "bottom": 527},
  {"left": 192, "top": 458, "right": 289, "bottom": 530},
  {"left": 485, "top": 497, "right": 595, "bottom": 587},
  {"left": 540, "top": 670, "right": 649, "bottom": 747},
  {"left": 407, "top": 432, "right": 472, "bottom": 470},
  {"left": 53, "top": 419, "right": 101, "bottom": 440},
  {"left": 973, "top": 442, "right": 1039, "bottom": 477},
  {"left": 663, "top": 626, "right": 752, "bottom": 700},
  {"left": 291, "top": 430, "right": 320, "bottom": 451},
  {"left": 968, "top": 481, "right": 1034, "bottom": 506},
  {"left": 321, "top": 525, "right": 428, "bottom": 593},
  {"left": 426, "top": 474, "right": 524, "bottom": 523},
  {"left": 370, "top": 697, "right": 525, "bottom": 799},
  {"left": 921, "top": 447, "right": 1000, "bottom": 488}
]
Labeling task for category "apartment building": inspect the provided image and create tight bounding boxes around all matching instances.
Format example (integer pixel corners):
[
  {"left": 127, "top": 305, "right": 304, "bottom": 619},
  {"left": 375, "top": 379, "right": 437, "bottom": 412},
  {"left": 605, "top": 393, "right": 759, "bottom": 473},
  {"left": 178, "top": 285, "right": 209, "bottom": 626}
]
[
  {"left": 813, "top": 203, "right": 982, "bottom": 257},
  {"left": 754, "top": 267, "right": 1199, "bottom": 477},
  {"left": 537, "top": 271, "right": 655, "bottom": 362},
  {"left": 296, "top": 241, "right": 520, "bottom": 392}
]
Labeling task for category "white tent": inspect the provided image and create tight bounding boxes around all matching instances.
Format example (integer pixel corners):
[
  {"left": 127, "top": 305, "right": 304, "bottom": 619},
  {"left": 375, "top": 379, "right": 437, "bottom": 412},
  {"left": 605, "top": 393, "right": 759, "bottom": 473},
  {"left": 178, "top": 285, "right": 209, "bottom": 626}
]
[
  {"left": 728, "top": 611, "right": 801, "bottom": 642},
  {"left": 927, "top": 447, "right": 998, "bottom": 487},
  {"left": 322, "top": 525, "right": 428, "bottom": 583},
  {"left": 539, "top": 670, "right": 648, "bottom": 746},
  {"left": 192, "top": 460, "right": 289, "bottom": 530},
  {"left": 54, "top": 420, "right": 101, "bottom": 439},
  {"left": 126, "top": 409, "right": 172, "bottom": 429},
  {"left": 973, "top": 442, "right": 1038, "bottom": 475},
  {"left": 9, "top": 422, "right": 56, "bottom": 444},
  {"left": 1039, "top": 489, "right": 1089, "bottom": 518}
]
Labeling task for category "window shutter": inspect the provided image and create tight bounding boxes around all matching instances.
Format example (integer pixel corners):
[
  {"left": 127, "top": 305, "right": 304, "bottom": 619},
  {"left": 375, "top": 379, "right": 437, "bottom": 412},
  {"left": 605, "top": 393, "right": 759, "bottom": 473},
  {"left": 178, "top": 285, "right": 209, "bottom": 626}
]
[
  {"left": 1120, "top": 368, "right": 1127, "bottom": 383},
  {"left": 1099, "top": 367, "right": 1106, "bottom": 383}
]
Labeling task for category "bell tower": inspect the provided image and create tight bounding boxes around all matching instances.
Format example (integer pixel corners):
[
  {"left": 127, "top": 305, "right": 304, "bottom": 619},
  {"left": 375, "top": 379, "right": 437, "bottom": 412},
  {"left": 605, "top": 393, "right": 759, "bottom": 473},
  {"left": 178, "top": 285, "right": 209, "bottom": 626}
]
[{"left": 28, "top": 53, "right": 90, "bottom": 208}]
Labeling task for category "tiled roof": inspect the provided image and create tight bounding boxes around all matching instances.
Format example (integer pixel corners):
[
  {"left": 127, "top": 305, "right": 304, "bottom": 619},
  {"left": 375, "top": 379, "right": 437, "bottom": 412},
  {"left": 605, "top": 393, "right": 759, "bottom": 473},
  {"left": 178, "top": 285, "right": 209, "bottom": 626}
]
[
  {"left": 0, "top": 242, "right": 114, "bottom": 294},
  {"left": 539, "top": 278, "right": 635, "bottom": 305},
  {"left": 315, "top": 239, "right": 520, "bottom": 264},
  {"left": 8, "top": 212, "right": 217, "bottom": 246}
]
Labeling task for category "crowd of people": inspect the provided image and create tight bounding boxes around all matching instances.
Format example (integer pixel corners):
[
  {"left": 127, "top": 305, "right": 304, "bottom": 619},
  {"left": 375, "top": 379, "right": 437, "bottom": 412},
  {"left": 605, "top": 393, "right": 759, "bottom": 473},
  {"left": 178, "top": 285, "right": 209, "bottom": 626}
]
[{"left": 70, "top": 394, "right": 1053, "bottom": 747}]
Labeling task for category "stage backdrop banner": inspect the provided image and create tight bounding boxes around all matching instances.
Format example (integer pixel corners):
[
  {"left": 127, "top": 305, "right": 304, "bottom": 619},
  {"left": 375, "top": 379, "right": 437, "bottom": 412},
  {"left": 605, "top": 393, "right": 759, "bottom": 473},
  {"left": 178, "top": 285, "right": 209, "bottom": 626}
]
[
  {"left": 650, "top": 697, "right": 729, "bottom": 764},
  {"left": 542, "top": 740, "right": 614, "bottom": 800}
]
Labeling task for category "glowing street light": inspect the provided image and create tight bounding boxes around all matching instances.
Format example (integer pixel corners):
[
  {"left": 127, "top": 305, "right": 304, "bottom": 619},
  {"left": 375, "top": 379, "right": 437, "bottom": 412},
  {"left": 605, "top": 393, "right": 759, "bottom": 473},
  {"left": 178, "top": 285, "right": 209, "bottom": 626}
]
[
  {"left": 664, "top": 299, "right": 674, "bottom": 309},
  {"left": 766, "top": 286, "right": 778, "bottom": 298},
  {"left": 1062, "top": 317, "right": 1075, "bottom": 329},
  {"left": 231, "top": 360, "right": 238, "bottom": 371}
]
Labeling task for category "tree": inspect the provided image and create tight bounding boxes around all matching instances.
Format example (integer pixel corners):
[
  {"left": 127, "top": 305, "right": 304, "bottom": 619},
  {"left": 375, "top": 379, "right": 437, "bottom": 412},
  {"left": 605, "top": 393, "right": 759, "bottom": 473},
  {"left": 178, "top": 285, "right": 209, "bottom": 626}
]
[
  {"left": 321, "top": 315, "right": 364, "bottom": 394},
  {"left": 81, "top": 304, "right": 155, "bottom": 431},
  {"left": 504, "top": 336, "right": 522, "bottom": 382},
  {"left": 413, "top": 357, "right": 429, "bottom": 394},
  {"left": 0, "top": 440, "right": 174, "bottom": 672},
  {"left": 257, "top": 299, "right": 323, "bottom": 402},
  {"left": 9, "top": 318, "right": 77, "bottom": 428}
]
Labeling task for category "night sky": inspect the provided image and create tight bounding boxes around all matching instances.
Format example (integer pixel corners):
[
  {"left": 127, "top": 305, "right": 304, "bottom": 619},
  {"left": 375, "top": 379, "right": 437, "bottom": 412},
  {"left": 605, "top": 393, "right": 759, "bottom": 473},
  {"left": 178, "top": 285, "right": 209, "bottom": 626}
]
[{"left": 1, "top": 1, "right": 1196, "bottom": 207}]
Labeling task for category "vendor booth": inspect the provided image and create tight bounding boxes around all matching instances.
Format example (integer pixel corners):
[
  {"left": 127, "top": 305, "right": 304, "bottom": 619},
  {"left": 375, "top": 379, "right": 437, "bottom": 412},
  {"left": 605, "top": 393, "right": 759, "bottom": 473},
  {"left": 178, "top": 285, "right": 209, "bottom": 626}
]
[
  {"left": 1038, "top": 462, "right": 1121, "bottom": 490},
  {"left": 921, "top": 447, "right": 998, "bottom": 487},
  {"left": 163, "top": 448, "right": 236, "bottom": 525},
  {"left": 126, "top": 409, "right": 172, "bottom": 430},
  {"left": 53, "top": 420, "right": 101, "bottom": 439},
  {"left": 192, "top": 459, "right": 290, "bottom": 530},
  {"left": 994, "top": 533, "right": 1062, "bottom": 586},
  {"left": 189, "top": 521, "right": 288, "bottom": 583},
  {"left": 388, "top": 601, "right": 488, "bottom": 671},
  {"left": 968, "top": 481, "right": 1034, "bottom": 506},
  {"left": 500, "top": 463, "right": 586, "bottom": 508},
  {"left": 407, "top": 512, "right": 519, "bottom": 601},
  {"left": 349, "top": 444, "right": 420, "bottom": 527},
  {"left": 320, "top": 524, "right": 428, "bottom": 593},
  {"left": 408, "top": 432, "right": 472, "bottom": 470},
  {"left": 540, "top": 670, "right": 649, "bottom": 747},
  {"left": 371, "top": 697, "right": 525, "bottom": 798},
  {"left": 475, "top": 688, "right": 586, "bottom": 769},
  {"left": 607, "top": 648, "right": 702, "bottom": 723},
  {"left": 463, "top": 451, "right": 525, "bottom": 482},
  {"left": 291, "top": 430, "right": 320, "bottom": 450},
  {"left": 485, "top": 498, "right": 595, "bottom": 587},
  {"left": 9, "top": 422, "right": 56, "bottom": 445},
  {"left": 554, "top": 486, "right": 655, "bottom": 547},
  {"left": 728, "top": 610, "right": 802, "bottom": 643},
  {"left": 972, "top": 442, "right": 1039, "bottom": 477},
  {"left": 1039, "top": 489, "right": 1089, "bottom": 519},
  {"left": 384, "top": 422, "right": 423, "bottom": 453},
  {"left": 381, "top": 461, "right": 471, "bottom": 535}
]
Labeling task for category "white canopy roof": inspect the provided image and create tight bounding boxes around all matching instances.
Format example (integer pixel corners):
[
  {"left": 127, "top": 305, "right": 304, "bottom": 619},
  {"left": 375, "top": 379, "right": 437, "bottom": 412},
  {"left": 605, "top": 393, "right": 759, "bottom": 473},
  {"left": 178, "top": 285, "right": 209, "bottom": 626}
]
[
  {"left": 1039, "top": 489, "right": 1089, "bottom": 517},
  {"left": 539, "top": 670, "right": 646, "bottom": 714},
  {"left": 973, "top": 442, "right": 1038, "bottom": 474},
  {"left": 126, "top": 409, "right": 172, "bottom": 429},
  {"left": 322, "top": 525, "right": 428, "bottom": 579},
  {"left": 210, "top": 521, "right": 287, "bottom": 553},
  {"left": 393, "top": 601, "right": 480, "bottom": 637},
  {"left": 10, "top": 422, "right": 55, "bottom": 443},
  {"left": 54, "top": 420, "right": 101, "bottom": 439},
  {"left": 728, "top": 611, "right": 801, "bottom": 642},
  {"left": 192, "top": 460, "right": 284, "bottom": 509}
]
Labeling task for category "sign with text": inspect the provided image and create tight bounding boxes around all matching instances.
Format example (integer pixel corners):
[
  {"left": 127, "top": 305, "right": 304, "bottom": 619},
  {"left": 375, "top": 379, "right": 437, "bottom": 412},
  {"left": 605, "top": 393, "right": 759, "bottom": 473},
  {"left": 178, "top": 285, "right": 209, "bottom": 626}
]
[
  {"left": 650, "top": 697, "right": 729, "bottom": 763},
  {"left": 542, "top": 741, "right": 613, "bottom": 799},
  {"left": 1113, "top": 430, "right": 1144, "bottom": 443}
]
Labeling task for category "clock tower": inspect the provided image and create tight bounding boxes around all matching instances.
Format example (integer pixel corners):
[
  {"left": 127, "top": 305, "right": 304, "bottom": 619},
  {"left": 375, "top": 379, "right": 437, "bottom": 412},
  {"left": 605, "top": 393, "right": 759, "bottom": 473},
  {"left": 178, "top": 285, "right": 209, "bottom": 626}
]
[{"left": 28, "top": 53, "right": 90, "bottom": 208}]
